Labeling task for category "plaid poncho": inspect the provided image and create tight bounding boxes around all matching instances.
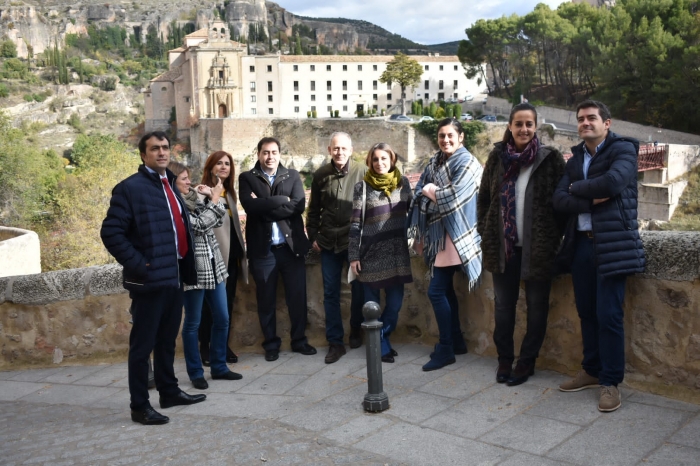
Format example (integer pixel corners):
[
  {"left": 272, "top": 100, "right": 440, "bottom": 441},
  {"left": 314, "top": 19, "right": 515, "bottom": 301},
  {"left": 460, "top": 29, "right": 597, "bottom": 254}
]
[{"left": 408, "top": 146, "right": 483, "bottom": 291}]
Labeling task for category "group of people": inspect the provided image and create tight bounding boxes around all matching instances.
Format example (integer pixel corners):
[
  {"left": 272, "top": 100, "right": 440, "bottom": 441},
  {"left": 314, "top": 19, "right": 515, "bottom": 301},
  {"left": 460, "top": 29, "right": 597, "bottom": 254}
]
[{"left": 101, "top": 98, "right": 644, "bottom": 425}]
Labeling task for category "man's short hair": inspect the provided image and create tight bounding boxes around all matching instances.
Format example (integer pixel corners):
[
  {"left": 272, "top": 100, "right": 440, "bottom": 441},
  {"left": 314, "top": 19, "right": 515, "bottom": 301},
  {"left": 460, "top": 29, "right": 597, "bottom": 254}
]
[
  {"left": 328, "top": 131, "right": 352, "bottom": 147},
  {"left": 138, "top": 131, "right": 170, "bottom": 155},
  {"left": 576, "top": 100, "right": 612, "bottom": 122},
  {"left": 257, "top": 137, "right": 281, "bottom": 153}
]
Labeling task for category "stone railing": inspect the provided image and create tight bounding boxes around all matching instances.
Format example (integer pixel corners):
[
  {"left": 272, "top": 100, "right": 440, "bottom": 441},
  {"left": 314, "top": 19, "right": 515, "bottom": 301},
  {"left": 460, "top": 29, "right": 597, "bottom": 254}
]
[
  {"left": 0, "top": 226, "right": 41, "bottom": 278},
  {"left": 1, "top": 231, "right": 699, "bottom": 403}
]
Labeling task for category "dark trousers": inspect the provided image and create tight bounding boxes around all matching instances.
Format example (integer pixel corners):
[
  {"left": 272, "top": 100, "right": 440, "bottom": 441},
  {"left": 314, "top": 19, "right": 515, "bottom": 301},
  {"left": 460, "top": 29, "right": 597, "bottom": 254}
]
[
  {"left": 249, "top": 245, "right": 309, "bottom": 352},
  {"left": 199, "top": 258, "right": 238, "bottom": 358},
  {"left": 492, "top": 247, "right": 552, "bottom": 365},
  {"left": 320, "top": 248, "right": 364, "bottom": 345},
  {"left": 571, "top": 235, "right": 627, "bottom": 386},
  {"left": 128, "top": 287, "right": 183, "bottom": 410}
]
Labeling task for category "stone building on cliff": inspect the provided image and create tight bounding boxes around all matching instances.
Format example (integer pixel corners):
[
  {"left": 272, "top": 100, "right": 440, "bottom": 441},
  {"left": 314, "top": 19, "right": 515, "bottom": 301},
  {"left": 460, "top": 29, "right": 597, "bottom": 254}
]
[{"left": 145, "top": 20, "right": 483, "bottom": 140}]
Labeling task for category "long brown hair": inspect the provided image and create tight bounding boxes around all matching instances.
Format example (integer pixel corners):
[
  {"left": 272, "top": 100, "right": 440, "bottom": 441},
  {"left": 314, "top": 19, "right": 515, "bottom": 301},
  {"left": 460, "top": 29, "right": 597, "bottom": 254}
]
[
  {"left": 502, "top": 102, "right": 538, "bottom": 143},
  {"left": 201, "top": 151, "right": 237, "bottom": 203}
]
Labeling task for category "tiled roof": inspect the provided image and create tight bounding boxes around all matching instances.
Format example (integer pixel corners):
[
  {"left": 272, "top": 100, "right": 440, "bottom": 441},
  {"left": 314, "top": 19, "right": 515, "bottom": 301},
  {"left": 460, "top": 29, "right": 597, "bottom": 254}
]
[
  {"left": 185, "top": 28, "right": 208, "bottom": 38},
  {"left": 150, "top": 69, "right": 181, "bottom": 83}
]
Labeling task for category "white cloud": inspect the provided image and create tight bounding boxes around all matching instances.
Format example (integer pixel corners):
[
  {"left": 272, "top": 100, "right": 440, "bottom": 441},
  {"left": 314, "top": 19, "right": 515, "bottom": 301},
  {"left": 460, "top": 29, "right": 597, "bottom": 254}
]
[{"left": 280, "top": 0, "right": 569, "bottom": 44}]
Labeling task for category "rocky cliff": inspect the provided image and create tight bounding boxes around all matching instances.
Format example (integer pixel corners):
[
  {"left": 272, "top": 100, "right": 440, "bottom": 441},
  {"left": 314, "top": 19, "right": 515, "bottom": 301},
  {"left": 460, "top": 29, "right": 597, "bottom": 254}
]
[{"left": 0, "top": 0, "right": 424, "bottom": 58}]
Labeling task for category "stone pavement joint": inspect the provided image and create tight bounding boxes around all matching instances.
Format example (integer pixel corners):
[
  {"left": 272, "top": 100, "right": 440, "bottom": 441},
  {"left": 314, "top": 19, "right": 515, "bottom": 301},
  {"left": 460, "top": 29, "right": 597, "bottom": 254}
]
[{"left": 1, "top": 344, "right": 699, "bottom": 466}]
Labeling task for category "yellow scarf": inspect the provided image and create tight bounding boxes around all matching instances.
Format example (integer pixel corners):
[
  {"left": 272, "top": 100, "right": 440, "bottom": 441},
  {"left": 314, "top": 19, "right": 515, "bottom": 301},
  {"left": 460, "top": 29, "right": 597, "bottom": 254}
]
[{"left": 364, "top": 167, "right": 402, "bottom": 198}]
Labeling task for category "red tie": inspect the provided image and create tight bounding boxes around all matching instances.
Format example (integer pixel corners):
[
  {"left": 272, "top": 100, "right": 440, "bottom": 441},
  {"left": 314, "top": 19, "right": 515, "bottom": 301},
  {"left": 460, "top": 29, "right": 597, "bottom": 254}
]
[{"left": 161, "top": 178, "right": 188, "bottom": 258}]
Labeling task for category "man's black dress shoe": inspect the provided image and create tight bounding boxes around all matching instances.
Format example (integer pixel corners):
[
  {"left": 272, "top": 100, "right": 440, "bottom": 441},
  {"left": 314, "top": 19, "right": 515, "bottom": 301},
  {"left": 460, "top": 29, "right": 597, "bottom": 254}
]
[
  {"left": 159, "top": 391, "right": 207, "bottom": 409},
  {"left": 390, "top": 349, "right": 398, "bottom": 357},
  {"left": 265, "top": 349, "right": 279, "bottom": 361},
  {"left": 381, "top": 354, "right": 395, "bottom": 363},
  {"left": 506, "top": 360, "right": 535, "bottom": 386},
  {"left": 131, "top": 406, "right": 169, "bottom": 425},
  {"left": 212, "top": 371, "right": 243, "bottom": 380},
  {"left": 226, "top": 350, "right": 238, "bottom": 364},
  {"left": 349, "top": 327, "right": 363, "bottom": 349},
  {"left": 496, "top": 360, "right": 513, "bottom": 384},
  {"left": 192, "top": 378, "right": 208, "bottom": 390},
  {"left": 292, "top": 343, "right": 317, "bottom": 355}
]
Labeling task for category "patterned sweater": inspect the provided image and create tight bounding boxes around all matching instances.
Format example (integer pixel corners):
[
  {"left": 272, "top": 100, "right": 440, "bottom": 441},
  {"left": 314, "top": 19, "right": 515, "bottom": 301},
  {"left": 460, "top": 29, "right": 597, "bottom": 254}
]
[
  {"left": 183, "top": 197, "right": 229, "bottom": 291},
  {"left": 348, "top": 177, "right": 413, "bottom": 288}
]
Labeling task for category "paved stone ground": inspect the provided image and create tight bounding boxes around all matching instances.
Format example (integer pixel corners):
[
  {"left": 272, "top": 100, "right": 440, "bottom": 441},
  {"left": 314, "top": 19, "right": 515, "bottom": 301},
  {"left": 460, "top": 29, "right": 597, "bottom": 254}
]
[{"left": 1, "top": 344, "right": 699, "bottom": 465}]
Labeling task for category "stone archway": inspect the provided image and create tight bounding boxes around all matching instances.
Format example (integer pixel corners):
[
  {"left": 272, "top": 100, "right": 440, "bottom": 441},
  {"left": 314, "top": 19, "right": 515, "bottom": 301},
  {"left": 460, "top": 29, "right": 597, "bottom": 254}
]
[{"left": 218, "top": 104, "right": 227, "bottom": 118}]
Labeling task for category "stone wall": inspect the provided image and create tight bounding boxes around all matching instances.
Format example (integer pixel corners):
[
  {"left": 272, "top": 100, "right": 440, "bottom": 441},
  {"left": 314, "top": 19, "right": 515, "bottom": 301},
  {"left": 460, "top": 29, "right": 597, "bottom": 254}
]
[
  {"left": 0, "top": 227, "right": 41, "bottom": 278},
  {"left": 189, "top": 117, "right": 436, "bottom": 171},
  {"left": 1, "top": 232, "right": 699, "bottom": 403}
]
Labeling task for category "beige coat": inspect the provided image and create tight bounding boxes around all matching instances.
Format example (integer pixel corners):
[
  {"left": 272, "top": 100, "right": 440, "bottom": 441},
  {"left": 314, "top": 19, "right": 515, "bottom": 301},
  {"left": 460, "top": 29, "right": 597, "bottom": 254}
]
[{"left": 213, "top": 191, "right": 249, "bottom": 285}]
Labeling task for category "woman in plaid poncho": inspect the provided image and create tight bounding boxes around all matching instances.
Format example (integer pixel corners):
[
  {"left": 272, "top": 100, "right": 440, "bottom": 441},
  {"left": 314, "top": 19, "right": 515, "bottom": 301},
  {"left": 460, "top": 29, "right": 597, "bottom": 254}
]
[{"left": 408, "top": 118, "right": 483, "bottom": 372}]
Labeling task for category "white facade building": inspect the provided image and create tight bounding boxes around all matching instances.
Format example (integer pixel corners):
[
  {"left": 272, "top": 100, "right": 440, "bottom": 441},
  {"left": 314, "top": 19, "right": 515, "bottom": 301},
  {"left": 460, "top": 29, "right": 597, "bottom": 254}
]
[{"left": 145, "top": 21, "right": 484, "bottom": 136}]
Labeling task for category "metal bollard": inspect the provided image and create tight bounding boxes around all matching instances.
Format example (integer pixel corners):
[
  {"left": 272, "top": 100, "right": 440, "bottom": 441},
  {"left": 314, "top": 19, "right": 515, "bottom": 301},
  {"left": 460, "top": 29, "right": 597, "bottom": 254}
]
[{"left": 361, "top": 301, "right": 389, "bottom": 412}]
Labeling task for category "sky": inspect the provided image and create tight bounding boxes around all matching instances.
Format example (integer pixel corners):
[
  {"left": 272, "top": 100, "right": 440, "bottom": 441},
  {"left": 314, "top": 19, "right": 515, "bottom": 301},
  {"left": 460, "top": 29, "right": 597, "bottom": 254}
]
[{"left": 279, "top": 0, "right": 571, "bottom": 45}]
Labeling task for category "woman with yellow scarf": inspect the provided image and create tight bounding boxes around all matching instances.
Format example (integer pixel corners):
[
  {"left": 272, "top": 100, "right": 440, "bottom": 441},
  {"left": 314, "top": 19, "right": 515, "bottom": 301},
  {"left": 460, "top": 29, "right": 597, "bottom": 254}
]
[{"left": 348, "top": 143, "right": 413, "bottom": 363}]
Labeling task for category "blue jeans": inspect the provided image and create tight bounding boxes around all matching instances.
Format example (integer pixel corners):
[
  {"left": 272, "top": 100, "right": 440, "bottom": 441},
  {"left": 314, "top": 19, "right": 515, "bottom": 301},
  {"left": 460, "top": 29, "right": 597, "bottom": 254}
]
[
  {"left": 571, "top": 235, "right": 627, "bottom": 386},
  {"left": 363, "top": 284, "right": 404, "bottom": 357},
  {"left": 427, "top": 266, "right": 464, "bottom": 349},
  {"left": 321, "top": 248, "right": 364, "bottom": 345},
  {"left": 182, "top": 281, "right": 229, "bottom": 380}
]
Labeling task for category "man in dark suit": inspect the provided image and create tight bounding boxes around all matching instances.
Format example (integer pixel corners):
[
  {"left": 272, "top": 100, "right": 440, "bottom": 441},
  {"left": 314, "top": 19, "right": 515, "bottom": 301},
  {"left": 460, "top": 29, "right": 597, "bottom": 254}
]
[
  {"left": 101, "top": 131, "right": 206, "bottom": 425},
  {"left": 239, "top": 137, "right": 317, "bottom": 362}
]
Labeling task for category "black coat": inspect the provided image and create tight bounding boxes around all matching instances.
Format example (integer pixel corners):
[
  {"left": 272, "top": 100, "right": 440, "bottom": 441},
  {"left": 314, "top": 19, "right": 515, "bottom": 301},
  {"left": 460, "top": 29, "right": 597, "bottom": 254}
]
[
  {"left": 100, "top": 165, "right": 197, "bottom": 291},
  {"left": 553, "top": 131, "right": 645, "bottom": 277},
  {"left": 477, "top": 143, "right": 566, "bottom": 280},
  {"left": 238, "top": 162, "right": 311, "bottom": 259}
]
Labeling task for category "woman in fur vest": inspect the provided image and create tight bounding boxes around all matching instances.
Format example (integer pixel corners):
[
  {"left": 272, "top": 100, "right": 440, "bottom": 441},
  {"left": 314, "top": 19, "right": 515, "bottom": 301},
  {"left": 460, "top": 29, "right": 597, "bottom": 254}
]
[{"left": 476, "top": 103, "right": 565, "bottom": 386}]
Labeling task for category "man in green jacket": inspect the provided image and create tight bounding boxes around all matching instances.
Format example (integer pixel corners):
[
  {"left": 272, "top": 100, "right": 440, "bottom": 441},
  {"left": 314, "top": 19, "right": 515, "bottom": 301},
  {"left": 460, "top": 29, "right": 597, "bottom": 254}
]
[{"left": 307, "top": 132, "right": 368, "bottom": 363}]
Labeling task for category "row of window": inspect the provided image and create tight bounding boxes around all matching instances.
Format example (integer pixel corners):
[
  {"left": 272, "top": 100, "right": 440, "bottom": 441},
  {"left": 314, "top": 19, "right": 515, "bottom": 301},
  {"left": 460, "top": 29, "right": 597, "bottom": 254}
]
[
  {"left": 249, "top": 64, "right": 461, "bottom": 73},
  {"left": 251, "top": 79, "right": 459, "bottom": 93},
  {"left": 249, "top": 91, "right": 456, "bottom": 105}
]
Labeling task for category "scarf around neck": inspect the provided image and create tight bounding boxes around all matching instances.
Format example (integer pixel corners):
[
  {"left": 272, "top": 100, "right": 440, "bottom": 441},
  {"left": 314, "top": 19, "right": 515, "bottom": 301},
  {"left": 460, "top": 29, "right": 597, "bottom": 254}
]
[
  {"left": 364, "top": 167, "right": 402, "bottom": 198},
  {"left": 182, "top": 188, "right": 199, "bottom": 213},
  {"left": 500, "top": 134, "right": 539, "bottom": 262},
  {"left": 407, "top": 146, "right": 483, "bottom": 291}
]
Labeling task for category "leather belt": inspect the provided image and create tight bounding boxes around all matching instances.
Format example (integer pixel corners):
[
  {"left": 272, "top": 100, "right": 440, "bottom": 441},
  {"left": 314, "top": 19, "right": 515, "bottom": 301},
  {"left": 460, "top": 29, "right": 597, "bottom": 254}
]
[{"left": 577, "top": 230, "right": 594, "bottom": 239}]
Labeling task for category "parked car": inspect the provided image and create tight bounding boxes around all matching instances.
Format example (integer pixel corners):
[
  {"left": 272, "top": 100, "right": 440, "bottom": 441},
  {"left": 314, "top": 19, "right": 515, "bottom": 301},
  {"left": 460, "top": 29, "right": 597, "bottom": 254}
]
[
  {"left": 418, "top": 116, "right": 435, "bottom": 122},
  {"left": 388, "top": 114, "right": 403, "bottom": 120},
  {"left": 464, "top": 94, "right": 474, "bottom": 101},
  {"left": 392, "top": 115, "right": 412, "bottom": 122},
  {"left": 460, "top": 113, "right": 473, "bottom": 121},
  {"left": 477, "top": 115, "right": 497, "bottom": 122}
]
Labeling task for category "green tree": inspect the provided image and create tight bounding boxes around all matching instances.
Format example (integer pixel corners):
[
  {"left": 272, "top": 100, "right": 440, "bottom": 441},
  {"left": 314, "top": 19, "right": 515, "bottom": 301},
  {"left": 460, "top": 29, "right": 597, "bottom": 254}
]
[
  {"left": 46, "top": 134, "right": 141, "bottom": 270},
  {"left": 295, "top": 34, "right": 302, "bottom": 55},
  {"left": 0, "top": 111, "right": 64, "bottom": 231},
  {"left": 379, "top": 52, "right": 423, "bottom": 115},
  {"left": 0, "top": 39, "right": 17, "bottom": 58}
]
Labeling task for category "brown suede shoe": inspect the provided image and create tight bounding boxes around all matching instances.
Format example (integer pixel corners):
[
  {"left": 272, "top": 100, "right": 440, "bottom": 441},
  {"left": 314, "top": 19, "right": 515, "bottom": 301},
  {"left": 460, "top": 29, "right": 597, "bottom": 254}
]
[
  {"left": 598, "top": 385, "right": 621, "bottom": 412},
  {"left": 325, "top": 344, "right": 346, "bottom": 364},
  {"left": 559, "top": 370, "right": 599, "bottom": 392}
]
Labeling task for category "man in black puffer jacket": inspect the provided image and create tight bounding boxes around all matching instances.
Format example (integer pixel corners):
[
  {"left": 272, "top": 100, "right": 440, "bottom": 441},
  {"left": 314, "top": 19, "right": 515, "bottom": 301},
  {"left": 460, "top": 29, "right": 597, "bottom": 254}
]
[
  {"left": 553, "top": 100, "right": 645, "bottom": 413},
  {"left": 101, "top": 131, "right": 205, "bottom": 425}
]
